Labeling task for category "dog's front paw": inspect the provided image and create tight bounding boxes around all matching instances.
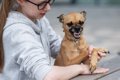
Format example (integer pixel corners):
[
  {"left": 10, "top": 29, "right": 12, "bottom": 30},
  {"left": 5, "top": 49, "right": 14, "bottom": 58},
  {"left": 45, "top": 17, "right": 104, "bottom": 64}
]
[
  {"left": 89, "top": 62, "right": 97, "bottom": 73},
  {"left": 89, "top": 48, "right": 98, "bottom": 73},
  {"left": 98, "top": 48, "right": 110, "bottom": 54}
]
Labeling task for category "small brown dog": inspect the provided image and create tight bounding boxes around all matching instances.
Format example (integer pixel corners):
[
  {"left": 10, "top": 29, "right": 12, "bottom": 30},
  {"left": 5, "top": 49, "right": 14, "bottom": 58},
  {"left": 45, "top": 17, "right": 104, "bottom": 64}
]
[{"left": 54, "top": 11, "right": 109, "bottom": 73}]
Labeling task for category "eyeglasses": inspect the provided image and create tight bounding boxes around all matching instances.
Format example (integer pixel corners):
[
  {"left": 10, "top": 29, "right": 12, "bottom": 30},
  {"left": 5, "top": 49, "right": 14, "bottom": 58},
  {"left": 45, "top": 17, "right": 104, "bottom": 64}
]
[{"left": 26, "top": 0, "right": 55, "bottom": 10}]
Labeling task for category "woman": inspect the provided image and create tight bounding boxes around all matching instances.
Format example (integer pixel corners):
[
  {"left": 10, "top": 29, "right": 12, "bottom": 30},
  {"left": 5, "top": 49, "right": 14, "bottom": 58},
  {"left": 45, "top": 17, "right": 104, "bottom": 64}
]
[{"left": 0, "top": 0, "right": 109, "bottom": 80}]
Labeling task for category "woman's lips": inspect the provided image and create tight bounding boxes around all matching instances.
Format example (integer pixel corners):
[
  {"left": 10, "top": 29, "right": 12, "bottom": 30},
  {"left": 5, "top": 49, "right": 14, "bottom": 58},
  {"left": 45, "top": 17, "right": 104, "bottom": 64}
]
[{"left": 40, "top": 13, "right": 45, "bottom": 16}]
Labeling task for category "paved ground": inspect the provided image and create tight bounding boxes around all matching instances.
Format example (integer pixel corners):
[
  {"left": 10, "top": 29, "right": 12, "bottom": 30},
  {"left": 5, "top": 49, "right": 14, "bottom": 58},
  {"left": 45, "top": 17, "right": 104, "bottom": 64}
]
[{"left": 0, "top": 4, "right": 120, "bottom": 80}]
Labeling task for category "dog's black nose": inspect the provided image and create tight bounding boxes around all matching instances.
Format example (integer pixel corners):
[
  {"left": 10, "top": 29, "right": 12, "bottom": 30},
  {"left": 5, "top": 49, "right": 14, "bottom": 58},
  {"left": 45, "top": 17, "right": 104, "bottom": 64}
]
[
  {"left": 74, "top": 27, "right": 83, "bottom": 33},
  {"left": 75, "top": 27, "right": 80, "bottom": 33}
]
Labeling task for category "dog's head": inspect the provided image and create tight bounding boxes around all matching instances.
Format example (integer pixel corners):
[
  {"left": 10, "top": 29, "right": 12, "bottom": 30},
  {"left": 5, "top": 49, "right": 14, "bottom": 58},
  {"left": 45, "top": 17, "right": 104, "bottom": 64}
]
[{"left": 58, "top": 11, "right": 86, "bottom": 40}]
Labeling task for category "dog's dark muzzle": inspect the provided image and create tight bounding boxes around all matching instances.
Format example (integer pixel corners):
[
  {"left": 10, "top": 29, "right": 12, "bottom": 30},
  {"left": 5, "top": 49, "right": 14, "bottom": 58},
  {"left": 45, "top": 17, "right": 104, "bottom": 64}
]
[
  {"left": 69, "top": 26, "right": 83, "bottom": 39},
  {"left": 74, "top": 27, "right": 83, "bottom": 33}
]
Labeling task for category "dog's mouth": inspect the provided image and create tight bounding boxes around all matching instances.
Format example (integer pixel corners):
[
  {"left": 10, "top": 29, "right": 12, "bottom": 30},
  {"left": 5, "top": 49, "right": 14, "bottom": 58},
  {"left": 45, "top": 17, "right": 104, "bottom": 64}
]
[
  {"left": 69, "top": 27, "right": 83, "bottom": 39},
  {"left": 74, "top": 32, "right": 81, "bottom": 39}
]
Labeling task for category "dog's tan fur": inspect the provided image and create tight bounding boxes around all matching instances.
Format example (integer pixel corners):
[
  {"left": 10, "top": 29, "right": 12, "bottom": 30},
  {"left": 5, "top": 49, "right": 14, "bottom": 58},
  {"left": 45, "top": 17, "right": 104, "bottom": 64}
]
[{"left": 54, "top": 11, "right": 109, "bottom": 72}]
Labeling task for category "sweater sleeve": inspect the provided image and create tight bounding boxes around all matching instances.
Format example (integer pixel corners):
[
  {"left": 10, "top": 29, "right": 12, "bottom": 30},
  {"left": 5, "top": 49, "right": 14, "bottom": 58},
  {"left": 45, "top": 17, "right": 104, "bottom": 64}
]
[
  {"left": 4, "top": 24, "right": 52, "bottom": 80},
  {"left": 43, "top": 17, "right": 62, "bottom": 58}
]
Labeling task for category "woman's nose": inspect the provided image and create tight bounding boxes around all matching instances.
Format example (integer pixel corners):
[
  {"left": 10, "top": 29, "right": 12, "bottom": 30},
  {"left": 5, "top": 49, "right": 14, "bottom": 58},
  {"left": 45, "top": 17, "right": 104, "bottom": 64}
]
[{"left": 43, "top": 3, "right": 51, "bottom": 11}]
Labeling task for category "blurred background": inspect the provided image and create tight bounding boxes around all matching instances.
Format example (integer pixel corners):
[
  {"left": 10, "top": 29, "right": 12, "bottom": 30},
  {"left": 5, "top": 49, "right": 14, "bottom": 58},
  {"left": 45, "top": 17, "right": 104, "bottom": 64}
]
[{"left": 46, "top": 0, "right": 120, "bottom": 56}]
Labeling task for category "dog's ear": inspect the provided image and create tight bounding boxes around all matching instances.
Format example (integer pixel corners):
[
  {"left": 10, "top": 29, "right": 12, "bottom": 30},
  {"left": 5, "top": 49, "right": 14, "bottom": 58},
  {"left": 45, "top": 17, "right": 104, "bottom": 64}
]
[
  {"left": 80, "top": 11, "right": 86, "bottom": 18},
  {"left": 57, "top": 14, "right": 64, "bottom": 23}
]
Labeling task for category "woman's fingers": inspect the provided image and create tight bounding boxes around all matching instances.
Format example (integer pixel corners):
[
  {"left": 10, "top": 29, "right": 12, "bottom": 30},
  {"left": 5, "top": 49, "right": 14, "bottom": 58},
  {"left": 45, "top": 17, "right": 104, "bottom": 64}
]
[
  {"left": 98, "top": 51, "right": 107, "bottom": 57},
  {"left": 88, "top": 45, "right": 108, "bottom": 61},
  {"left": 93, "top": 67, "right": 109, "bottom": 74},
  {"left": 88, "top": 45, "right": 94, "bottom": 56},
  {"left": 80, "top": 64, "right": 109, "bottom": 75}
]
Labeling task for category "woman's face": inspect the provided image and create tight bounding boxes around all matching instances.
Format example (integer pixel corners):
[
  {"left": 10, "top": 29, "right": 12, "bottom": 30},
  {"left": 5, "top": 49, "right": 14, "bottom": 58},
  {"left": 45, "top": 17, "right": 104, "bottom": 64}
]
[{"left": 18, "top": 0, "right": 52, "bottom": 21}]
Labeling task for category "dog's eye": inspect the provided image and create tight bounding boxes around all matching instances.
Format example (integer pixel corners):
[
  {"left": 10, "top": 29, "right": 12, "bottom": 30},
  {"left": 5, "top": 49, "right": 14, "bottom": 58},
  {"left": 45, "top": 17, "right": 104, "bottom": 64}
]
[
  {"left": 67, "top": 22, "right": 73, "bottom": 27},
  {"left": 79, "top": 21, "right": 84, "bottom": 25}
]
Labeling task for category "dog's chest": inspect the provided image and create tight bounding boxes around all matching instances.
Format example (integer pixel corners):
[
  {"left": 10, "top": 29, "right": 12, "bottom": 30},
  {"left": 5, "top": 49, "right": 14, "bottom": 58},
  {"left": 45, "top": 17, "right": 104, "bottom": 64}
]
[
  {"left": 72, "top": 41, "right": 81, "bottom": 53},
  {"left": 66, "top": 40, "right": 88, "bottom": 60}
]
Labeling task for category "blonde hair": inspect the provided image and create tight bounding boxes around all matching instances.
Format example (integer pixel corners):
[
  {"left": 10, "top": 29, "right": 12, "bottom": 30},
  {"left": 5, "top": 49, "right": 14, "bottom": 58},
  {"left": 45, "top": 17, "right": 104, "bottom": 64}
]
[{"left": 0, "top": 0, "right": 19, "bottom": 72}]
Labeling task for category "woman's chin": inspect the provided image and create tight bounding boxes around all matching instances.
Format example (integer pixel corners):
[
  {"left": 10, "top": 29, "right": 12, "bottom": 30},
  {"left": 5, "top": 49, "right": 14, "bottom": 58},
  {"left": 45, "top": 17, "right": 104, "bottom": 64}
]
[{"left": 37, "top": 15, "right": 45, "bottom": 19}]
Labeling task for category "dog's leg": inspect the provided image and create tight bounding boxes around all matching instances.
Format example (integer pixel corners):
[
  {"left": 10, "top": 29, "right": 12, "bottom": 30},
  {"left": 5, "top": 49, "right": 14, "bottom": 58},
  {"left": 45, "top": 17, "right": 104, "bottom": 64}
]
[
  {"left": 90, "top": 48, "right": 109, "bottom": 73},
  {"left": 89, "top": 48, "right": 98, "bottom": 73},
  {"left": 97, "top": 48, "right": 110, "bottom": 54}
]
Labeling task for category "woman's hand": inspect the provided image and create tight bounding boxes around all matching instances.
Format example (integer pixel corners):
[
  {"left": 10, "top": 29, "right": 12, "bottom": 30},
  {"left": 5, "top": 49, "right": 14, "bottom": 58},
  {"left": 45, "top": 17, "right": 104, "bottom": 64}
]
[
  {"left": 88, "top": 45, "right": 107, "bottom": 60},
  {"left": 80, "top": 64, "right": 109, "bottom": 74},
  {"left": 85, "top": 45, "right": 109, "bottom": 74}
]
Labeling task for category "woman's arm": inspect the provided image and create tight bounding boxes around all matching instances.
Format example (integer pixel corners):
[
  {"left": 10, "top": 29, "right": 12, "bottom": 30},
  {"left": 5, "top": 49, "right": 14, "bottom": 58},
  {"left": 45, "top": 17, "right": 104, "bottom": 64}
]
[
  {"left": 44, "top": 64, "right": 90, "bottom": 80},
  {"left": 44, "top": 64, "right": 109, "bottom": 80}
]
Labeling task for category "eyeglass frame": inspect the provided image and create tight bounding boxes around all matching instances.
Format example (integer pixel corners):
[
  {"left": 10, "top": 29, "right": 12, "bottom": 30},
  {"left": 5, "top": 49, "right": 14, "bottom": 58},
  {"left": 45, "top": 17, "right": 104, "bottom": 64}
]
[{"left": 26, "top": 0, "right": 55, "bottom": 10}]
